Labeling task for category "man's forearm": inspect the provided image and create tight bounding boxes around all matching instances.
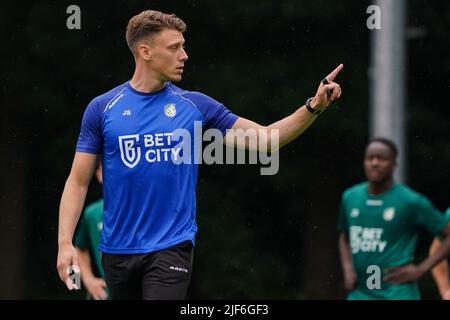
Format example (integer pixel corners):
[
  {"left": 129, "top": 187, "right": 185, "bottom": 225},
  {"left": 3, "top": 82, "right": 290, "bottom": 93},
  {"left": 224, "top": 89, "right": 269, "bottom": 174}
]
[
  {"left": 432, "top": 260, "right": 450, "bottom": 295},
  {"left": 430, "top": 239, "right": 450, "bottom": 294},
  {"left": 267, "top": 105, "right": 317, "bottom": 149},
  {"left": 339, "top": 233, "right": 355, "bottom": 274},
  {"left": 226, "top": 106, "right": 317, "bottom": 152},
  {"left": 58, "top": 177, "right": 89, "bottom": 246},
  {"left": 418, "top": 234, "right": 450, "bottom": 275}
]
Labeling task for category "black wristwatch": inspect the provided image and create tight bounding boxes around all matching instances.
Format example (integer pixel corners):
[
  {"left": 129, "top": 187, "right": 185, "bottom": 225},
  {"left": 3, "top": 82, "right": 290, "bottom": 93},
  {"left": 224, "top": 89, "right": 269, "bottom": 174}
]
[{"left": 305, "top": 97, "right": 322, "bottom": 115}]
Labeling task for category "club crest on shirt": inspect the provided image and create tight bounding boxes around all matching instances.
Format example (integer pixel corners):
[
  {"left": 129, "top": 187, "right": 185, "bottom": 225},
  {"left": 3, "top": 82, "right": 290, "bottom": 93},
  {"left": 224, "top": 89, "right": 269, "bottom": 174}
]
[
  {"left": 350, "top": 208, "right": 360, "bottom": 218},
  {"left": 164, "top": 103, "right": 177, "bottom": 117},
  {"left": 383, "top": 207, "right": 395, "bottom": 221}
]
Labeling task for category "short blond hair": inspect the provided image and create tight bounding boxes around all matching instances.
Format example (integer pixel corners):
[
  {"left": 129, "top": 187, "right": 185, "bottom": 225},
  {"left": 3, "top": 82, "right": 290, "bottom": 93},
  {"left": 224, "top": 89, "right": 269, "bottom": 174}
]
[{"left": 126, "top": 10, "right": 186, "bottom": 55}]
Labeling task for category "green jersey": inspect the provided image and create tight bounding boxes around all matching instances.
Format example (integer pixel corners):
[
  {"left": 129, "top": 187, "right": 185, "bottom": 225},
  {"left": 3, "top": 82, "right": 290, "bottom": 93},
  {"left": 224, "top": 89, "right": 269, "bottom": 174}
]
[
  {"left": 338, "top": 182, "right": 448, "bottom": 300},
  {"left": 73, "top": 199, "right": 109, "bottom": 299},
  {"left": 439, "top": 208, "right": 450, "bottom": 239}
]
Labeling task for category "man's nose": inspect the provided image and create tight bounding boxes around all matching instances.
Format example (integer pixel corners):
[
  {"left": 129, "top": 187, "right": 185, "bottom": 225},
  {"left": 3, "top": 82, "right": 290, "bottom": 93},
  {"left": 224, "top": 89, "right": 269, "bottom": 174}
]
[{"left": 180, "top": 48, "right": 188, "bottom": 61}]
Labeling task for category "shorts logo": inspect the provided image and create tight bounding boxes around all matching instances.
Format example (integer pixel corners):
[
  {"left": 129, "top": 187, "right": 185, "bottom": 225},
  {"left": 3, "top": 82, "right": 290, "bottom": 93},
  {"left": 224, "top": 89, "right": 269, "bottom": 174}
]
[
  {"left": 169, "top": 266, "right": 188, "bottom": 273},
  {"left": 164, "top": 103, "right": 177, "bottom": 118},
  {"left": 383, "top": 207, "right": 395, "bottom": 221},
  {"left": 118, "top": 134, "right": 141, "bottom": 168}
]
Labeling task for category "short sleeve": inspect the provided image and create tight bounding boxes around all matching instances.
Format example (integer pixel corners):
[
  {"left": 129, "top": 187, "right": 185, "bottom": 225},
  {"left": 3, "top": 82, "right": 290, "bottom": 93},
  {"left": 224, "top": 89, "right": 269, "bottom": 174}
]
[
  {"left": 73, "top": 213, "right": 89, "bottom": 249},
  {"left": 413, "top": 196, "right": 448, "bottom": 236},
  {"left": 76, "top": 99, "right": 103, "bottom": 154},
  {"left": 445, "top": 208, "right": 450, "bottom": 223},
  {"left": 337, "top": 194, "right": 348, "bottom": 232},
  {"left": 183, "top": 92, "right": 239, "bottom": 135}
]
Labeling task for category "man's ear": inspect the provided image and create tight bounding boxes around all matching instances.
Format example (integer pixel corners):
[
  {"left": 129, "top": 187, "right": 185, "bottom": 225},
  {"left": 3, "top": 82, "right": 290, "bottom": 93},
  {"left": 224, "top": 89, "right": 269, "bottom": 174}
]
[{"left": 137, "top": 43, "right": 152, "bottom": 61}]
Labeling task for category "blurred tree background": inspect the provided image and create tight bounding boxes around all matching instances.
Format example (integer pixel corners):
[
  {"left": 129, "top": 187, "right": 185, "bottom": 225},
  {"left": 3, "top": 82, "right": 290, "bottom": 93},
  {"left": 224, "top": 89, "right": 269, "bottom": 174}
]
[{"left": 0, "top": 0, "right": 449, "bottom": 299}]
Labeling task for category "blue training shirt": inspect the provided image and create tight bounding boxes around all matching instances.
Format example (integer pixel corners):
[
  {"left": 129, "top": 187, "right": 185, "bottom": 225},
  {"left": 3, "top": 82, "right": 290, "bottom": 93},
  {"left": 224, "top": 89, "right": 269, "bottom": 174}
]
[{"left": 76, "top": 81, "right": 238, "bottom": 254}]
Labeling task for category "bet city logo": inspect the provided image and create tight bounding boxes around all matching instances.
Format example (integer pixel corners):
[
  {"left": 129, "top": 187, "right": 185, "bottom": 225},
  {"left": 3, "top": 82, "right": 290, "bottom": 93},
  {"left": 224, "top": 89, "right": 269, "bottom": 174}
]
[{"left": 118, "top": 121, "right": 280, "bottom": 175}]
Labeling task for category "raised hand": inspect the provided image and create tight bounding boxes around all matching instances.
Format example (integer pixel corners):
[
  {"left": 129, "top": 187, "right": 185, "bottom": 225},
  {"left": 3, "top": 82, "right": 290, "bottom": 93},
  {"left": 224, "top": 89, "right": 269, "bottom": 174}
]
[{"left": 310, "top": 64, "right": 343, "bottom": 112}]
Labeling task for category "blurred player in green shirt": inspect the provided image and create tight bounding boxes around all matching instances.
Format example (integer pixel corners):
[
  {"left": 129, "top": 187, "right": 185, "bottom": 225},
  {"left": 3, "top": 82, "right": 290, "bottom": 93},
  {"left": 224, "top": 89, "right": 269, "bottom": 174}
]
[
  {"left": 338, "top": 138, "right": 450, "bottom": 300},
  {"left": 73, "top": 162, "right": 109, "bottom": 300},
  {"left": 429, "top": 208, "right": 450, "bottom": 300}
]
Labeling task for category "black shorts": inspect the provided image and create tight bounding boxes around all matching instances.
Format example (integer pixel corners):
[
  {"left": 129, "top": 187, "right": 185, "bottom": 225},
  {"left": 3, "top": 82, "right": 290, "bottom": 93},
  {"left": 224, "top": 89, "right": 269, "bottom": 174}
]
[{"left": 102, "top": 240, "right": 194, "bottom": 300}]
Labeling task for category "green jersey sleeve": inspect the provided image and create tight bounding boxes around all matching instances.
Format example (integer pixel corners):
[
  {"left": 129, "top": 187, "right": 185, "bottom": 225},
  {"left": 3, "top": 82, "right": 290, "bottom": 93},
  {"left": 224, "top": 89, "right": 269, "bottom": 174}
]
[
  {"left": 73, "top": 212, "right": 89, "bottom": 249},
  {"left": 436, "top": 208, "right": 450, "bottom": 240},
  {"left": 445, "top": 208, "right": 450, "bottom": 222},
  {"left": 413, "top": 195, "right": 448, "bottom": 236}
]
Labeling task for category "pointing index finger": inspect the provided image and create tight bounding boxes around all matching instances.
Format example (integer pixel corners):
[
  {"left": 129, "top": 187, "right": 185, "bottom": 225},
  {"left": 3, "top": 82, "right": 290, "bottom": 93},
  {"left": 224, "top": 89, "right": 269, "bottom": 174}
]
[{"left": 325, "top": 63, "right": 344, "bottom": 82}]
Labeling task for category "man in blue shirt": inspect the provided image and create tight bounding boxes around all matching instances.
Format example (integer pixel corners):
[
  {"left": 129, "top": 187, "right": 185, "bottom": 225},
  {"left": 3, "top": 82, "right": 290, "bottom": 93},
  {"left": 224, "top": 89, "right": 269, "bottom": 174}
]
[{"left": 57, "top": 9, "right": 343, "bottom": 299}]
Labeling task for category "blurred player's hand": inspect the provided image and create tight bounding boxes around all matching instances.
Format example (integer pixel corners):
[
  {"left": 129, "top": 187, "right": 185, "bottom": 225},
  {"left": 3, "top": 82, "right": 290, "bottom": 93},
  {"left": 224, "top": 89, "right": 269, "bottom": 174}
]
[
  {"left": 383, "top": 263, "right": 424, "bottom": 284},
  {"left": 344, "top": 269, "right": 358, "bottom": 291},
  {"left": 310, "top": 64, "right": 343, "bottom": 112},
  {"left": 85, "top": 277, "right": 108, "bottom": 300},
  {"left": 57, "top": 243, "right": 80, "bottom": 290},
  {"left": 441, "top": 288, "right": 450, "bottom": 300}
]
